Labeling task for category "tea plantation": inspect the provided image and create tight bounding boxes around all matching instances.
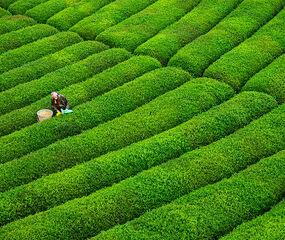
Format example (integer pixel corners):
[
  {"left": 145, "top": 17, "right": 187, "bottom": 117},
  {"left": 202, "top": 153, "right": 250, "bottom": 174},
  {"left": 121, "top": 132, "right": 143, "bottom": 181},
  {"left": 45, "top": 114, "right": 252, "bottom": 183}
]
[{"left": 0, "top": 0, "right": 284, "bottom": 239}]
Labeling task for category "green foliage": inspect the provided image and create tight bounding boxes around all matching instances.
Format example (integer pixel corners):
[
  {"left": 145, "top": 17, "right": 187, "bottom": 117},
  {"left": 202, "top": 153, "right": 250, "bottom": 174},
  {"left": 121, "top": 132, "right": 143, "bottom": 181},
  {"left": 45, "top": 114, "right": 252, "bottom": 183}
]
[
  {"left": 242, "top": 54, "right": 285, "bottom": 103},
  {"left": 47, "top": 0, "right": 115, "bottom": 31},
  {"left": 8, "top": 0, "right": 49, "bottom": 15},
  {"left": 96, "top": 0, "right": 200, "bottom": 52},
  {"left": 70, "top": 0, "right": 158, "bottom": 40},
  {"left": 0, "top": 56, "right": 161, "bottom": 160},
  {"left": 0, "top": 24, "right": 58, "bottom": 55},
  {"left": 0, "top": 47, "right": 127, "bottom": 115},
  {"left": 94, "top": 150, "right": 285, "bottom": 240},
  {"left": 0, "top": 15, "right": 36, "bottom": 35},
  {"left": 168, "top": 0, "right": 284, "bottom": 77},
  {"left": 0, "top": 31, "right": 83, "bottom": 74},
  {"left": 26, "top": 0, "right": 81, "bottom": 23},
  {"left": 0, "top": 56, "right": 159, "bottom": 136},
  {"left": 134, "top": 0, "right": 243, "bottom": 65},
  {"left": 0, "top": 78, "right": 233, "bottom": 192},
  {"left": 0, "top": 91, "right": 277, "bottom": 225},
  {"left": 0, "top": 41, "right": 111, "bottom": 92},
  {"left": 1, "top": 104, "right": 285, "bottom": 239},
  {"left": 0, "top": 7, "right": 11, "bottom": 17},
  {"left": 204, "top": 8, "right": 285, "bottom": 90},
  {"left": 221, "top": 199, "right": 285, "bottom": 240}
]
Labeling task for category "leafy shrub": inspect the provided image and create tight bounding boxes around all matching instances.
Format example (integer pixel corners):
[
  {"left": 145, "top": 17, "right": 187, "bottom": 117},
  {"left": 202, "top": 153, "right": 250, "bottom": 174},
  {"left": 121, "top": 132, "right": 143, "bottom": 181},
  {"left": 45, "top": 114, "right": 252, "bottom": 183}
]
[
  {"left": 0, "top": 31, "right": 83, "bottom": 74},
  {"left": 0, "top": 15, "right": 36, "bottom": 35},
  {"left": 0, "top": 91, "right": 277, "bottom": 225},
  {"left": 47, "top": 0, "right": 115, "bottom": 31},
  {"left": 94, "top": 150, "right": 285, "bottom": 240},
  {"left": 0, "top": 57, "right": 162, "bottom": 160},
  {"left": 242, "top": 54, "right": 285, "bottom": 103},
  {"left": 1, "top": 103, "right": 284, "bottom": 239},
  {"left": 0, "top": 41, "right": 111, "bottom": 92},
  {"left": 26, "top": 0, "right": 82, "bottom": 23},
  {"left": 96, "top": 0, "right": 200, "bottom": 52},
  {"left": 220, "top": 199, "right": 285, "bottom": 240},
  {"left": 0, "top": 78, "right": 233, "bottom": 191},
  {"left": 0, "top": 56, "right": 159, "bottom": 136},
  {"left": 134, "top": 0, "right": 243, "bottom": 65},
  {"left": 0, "top": 47, "right": 129, "bottom": 115},
  {"left": 0, "top": 24, "right": 58, "bottom": 54},
  {"left": 8, "top": 0, "right": 49, "bottom": 15},
  {"left": 0, "top": 7, "right": 11, "bottom": 17},
  {"left": 168, "top": 0, "right": 284, "bottom": 77},
  {"left": 70, "top": 0, "right": 158, "bottom": 40},
  {"left": 203, "top": 8, "right": 285, "bottom": 91}
]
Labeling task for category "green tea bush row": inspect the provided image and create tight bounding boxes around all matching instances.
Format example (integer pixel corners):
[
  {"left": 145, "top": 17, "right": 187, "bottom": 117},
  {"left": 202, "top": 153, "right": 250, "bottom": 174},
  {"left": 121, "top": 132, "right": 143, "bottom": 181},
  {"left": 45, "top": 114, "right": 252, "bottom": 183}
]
[
  {"left": 168, "top": 0, "right": 284, "bottom": 78},
  {"left": 203, "top": 8, "right": 285, "bottom": 91},
  {"left": 0, "top": 7, "right": 11, "bottom": 17},
  {"left": 0, "top": 47, "right": 128, "bottom": 115},
  {"left": 220, "top": 199, "right": 285, "bottom": 240},
  {"left": 242, "top": 54, "right": 285, "bottom": 104},
  {"left": 1, "top": 62, "right": 172, "bottom": 162},
  {"left": 26, "top": 0, "right": 82, "bottom": 23},
  {"left": 1, "top": 104, "right": 284, "bottom": 239},
  {"left": 0, "top": 15, "right": 36, "bottom": 35},
  {"left": 8, "top": 0, "right": 49, "bottom": 15},
  {"left": 0, "top": 31, "right": 83, "bottom": 74},
  {"left": 96, "top": 0, "right": 200, "bottom": 52},
  {"left": 94, "top": 150, "right": 285, "bottom": 240},
  {"left": 0, "top": 24, "right": 58, "bottom": 54},
  {"left": 0, "top": 79, "right": 233, "bottom": 191},
  {"left": 0, "top": 91, "right": 276, "bottom": 225},
  {"left": 0, "top": 41, "right": 109, "bottom": 92},
  {"left": 0, "top": 56, "right": 159, "bottom": 136},
  {"left": 70, "top": 0, "right": 158, "bottom": 40},
  {"left": 0, "top": 0, "right": 16, "bottom": 9},
  {"left": 47, "top": 0, "right": 116, "bottom": 31},
  {"left": 134, "top": 0, "right": 243, "bottom": 65}
]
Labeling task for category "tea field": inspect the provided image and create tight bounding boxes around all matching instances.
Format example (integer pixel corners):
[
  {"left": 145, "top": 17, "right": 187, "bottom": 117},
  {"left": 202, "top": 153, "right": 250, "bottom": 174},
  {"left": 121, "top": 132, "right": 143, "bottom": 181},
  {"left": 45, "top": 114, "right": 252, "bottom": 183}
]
[{"left": 0, "top": 0, "right": 284, "bottom": 239}]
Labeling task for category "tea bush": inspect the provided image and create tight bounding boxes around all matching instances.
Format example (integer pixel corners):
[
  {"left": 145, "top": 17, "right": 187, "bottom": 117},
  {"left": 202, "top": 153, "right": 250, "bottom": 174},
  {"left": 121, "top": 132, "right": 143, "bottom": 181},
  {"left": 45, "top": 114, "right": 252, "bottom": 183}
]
[
  {"left": 0, "top": 31, "right": 83, "bottom": 74},
  {"left": 168, "top": 0, "right": 284, "bottom": 77},
  {"left": 0, "top": 91, "right": 276, "bottom": 225},
  {"left": 0, "top": 79, "right": 233, "bottom": 191},
  {"left": 204, "top": 8, "right": 285, "bottom": 90}
]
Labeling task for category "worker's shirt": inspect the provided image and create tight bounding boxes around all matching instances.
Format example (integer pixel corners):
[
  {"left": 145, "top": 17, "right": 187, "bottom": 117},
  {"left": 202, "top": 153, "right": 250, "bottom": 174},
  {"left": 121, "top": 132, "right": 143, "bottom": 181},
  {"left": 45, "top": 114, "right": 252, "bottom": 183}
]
[{"left": 51, "top": 94, "right": 70, "bottom": 112}]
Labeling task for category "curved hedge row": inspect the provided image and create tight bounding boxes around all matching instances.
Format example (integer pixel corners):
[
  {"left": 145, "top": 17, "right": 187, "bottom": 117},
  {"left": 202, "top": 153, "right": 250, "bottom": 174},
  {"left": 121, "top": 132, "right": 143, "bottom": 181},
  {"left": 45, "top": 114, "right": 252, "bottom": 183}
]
[
  {"left": 0, "top": 15, "right": 36, "bottom": 35},
  {"left": 0, "top": 41, "right": 109, "bottom": 92},
  {"left": 26, "top": 0, "right": 82, "bottom": 23},
  {"left": 0, "top": 79, "right": 233, "bottom": 192},
  {"left": 168, "top": 0, "right": 284, "bottom": 78},
  {"left": 96, "top": 0, "right": 200, "bottom": 52},
  {"left": 0, "top": 47, "right": 129, "bottom": 115},
  {"left": 204, "top": 8, "right": 285, "bottom": 91},
  {"left": 94, "top": 150, "right": 285, "bottom": 240},
  {"left": 70, "top": 0, "right": 158, "bottom": 40},
  {"left": 47, "top": 0, "right": 116, "bottom": 31},
  {"left": 0, "top": 24, "right": 58, "bottom": 55},
  {"left": 0, "top": 31, "right": 83, "bottom": 74},
  {"left": 4, "top": 64, "right": 184, "bottom": 163},
  {"left": 242, "top": 54, "right": 285, "bottom": 104},
  {"left": 7, "top": 0, "right": 49, "bottom": 15},
  {"left": 0, "top": 91, "right": 276, "bottom": 225},
  {"left": 0, "top": 7, "right": 11, "bottom": 17},
  {"left": 0, "top": 56, "right": 159, "bottom": 137},
  {"left": 1, "top": 103, "right": 284, "bottom": 239},
  {"left": 221, "top": 199, "right": 285, "bottom": 240},
  {"left": 134, "top": 0, "right": 243, "bottom": 65}
]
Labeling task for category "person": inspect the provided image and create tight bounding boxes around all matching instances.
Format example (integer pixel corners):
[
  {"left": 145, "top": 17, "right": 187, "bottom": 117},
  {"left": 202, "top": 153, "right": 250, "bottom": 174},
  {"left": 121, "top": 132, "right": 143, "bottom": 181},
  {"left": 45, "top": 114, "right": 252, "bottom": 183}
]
[{"left": 51, "top": 92, "right": 70, "bottom": 116}]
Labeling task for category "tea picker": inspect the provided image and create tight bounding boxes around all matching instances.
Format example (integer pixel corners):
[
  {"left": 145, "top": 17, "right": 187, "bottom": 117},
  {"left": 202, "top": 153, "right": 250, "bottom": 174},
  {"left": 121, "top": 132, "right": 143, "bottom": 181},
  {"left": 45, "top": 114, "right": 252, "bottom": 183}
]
[{"left": 37, "top": 92, "right": 73, "bottom": 122}]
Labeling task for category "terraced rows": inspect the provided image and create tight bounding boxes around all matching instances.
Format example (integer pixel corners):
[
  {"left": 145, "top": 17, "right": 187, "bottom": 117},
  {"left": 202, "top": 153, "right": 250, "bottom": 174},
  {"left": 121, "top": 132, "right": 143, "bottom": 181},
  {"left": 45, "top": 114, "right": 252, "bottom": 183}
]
[{"left": 0, "top": 1, "right": 284, "bottom": 239}]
